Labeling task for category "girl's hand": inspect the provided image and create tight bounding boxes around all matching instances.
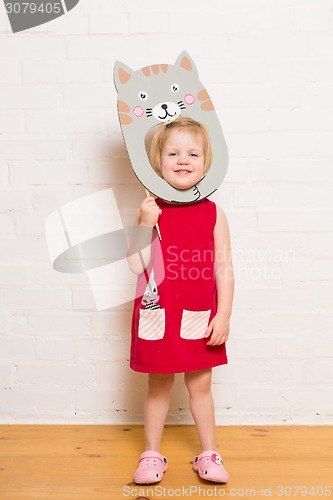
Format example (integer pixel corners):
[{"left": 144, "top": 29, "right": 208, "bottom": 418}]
[
  {"left": 204, "top": 313, "right": 230, "bottom": 346},
  {"left": 139, "top": 196, "right": 162, "bottom": 228}
]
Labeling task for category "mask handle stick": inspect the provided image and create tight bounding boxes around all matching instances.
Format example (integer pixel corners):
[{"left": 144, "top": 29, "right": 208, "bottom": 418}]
[{"left": 145, "top": 188, "right": 162, "bottom": 240}]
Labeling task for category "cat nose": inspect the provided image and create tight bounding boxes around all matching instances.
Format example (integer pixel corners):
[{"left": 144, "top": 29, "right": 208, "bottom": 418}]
[{"left": 161, "top": 103, "right": 168, "bottom": 110}]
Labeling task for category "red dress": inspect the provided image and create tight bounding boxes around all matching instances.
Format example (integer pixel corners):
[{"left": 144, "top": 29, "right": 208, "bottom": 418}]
[{"left": 130, "top": 198, "right": 228, "bottom": 374}]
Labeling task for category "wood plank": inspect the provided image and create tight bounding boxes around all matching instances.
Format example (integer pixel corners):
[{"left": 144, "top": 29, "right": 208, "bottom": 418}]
[{"left": 0, "top": 426, "right": 332, "bottom": 499}]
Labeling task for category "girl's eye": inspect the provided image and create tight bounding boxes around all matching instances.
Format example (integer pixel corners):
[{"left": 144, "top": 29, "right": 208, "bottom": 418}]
[
  {"left": 171, "top": 83, "right": 180, "bottom": 93},
  {"left": 138, "top": 91, "right": 148, "bottom": 100},
  {"left": 191, "top": 153, "right": 198, "bottom": 157}
]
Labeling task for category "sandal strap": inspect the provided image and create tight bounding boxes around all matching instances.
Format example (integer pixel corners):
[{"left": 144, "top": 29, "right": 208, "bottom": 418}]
[
  {"left": 139, "top": 450, "right": 167, "bottom": 466},
  {"left": 194, "top": 450, "right": 223, "bottom": 463}
]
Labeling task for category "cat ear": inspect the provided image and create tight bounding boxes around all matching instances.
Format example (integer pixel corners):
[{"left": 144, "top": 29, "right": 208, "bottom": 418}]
[
  {"left": 113, "top": 61, "right": 135, "bottom": 91},
  {"left": 175, "top": 51, "right": 198, "bottom": 77}
]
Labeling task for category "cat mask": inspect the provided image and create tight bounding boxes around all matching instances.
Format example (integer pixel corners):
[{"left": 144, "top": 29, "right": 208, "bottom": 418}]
[{"left": 113, "top": 51, "right": 228, "bottom": 204}]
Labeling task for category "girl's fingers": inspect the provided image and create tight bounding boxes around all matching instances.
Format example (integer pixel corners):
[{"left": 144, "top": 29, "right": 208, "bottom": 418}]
[
  {"left": 142, "top": 198, "right": 161, "bottom": 212},
  {"left": 206, "top": 330, "right": 229, "bottom": 346}
]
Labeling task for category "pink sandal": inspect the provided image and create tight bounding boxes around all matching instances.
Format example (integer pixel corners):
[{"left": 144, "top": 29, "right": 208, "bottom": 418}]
[
  {"left": 193, "top": 450, "right": 229, "bottom": 483},
  {"left": 133, "top": 450, "right": 168, "bottom": 484}
]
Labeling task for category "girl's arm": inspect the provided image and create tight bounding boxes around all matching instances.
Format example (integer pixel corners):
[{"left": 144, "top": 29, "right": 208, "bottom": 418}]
[
  {"left": 127, "top": 196, "right": 161, "bottom": 275},
  {"left": 205, "top": 205, "right": 234, "bottom": 346}
]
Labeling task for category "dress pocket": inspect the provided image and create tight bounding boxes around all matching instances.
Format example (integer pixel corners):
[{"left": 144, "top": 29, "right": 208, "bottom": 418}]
[
  {"left": 180, "top": 309, "right": 211, "bottom": 340},
  {"left": 138, "top": 308, "right": 165, "bottom": 341}
]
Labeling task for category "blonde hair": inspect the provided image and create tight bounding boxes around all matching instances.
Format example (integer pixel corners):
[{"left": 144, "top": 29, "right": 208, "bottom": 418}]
[{"left": 149, "top": 117, "right": 212, "bottom": 177}]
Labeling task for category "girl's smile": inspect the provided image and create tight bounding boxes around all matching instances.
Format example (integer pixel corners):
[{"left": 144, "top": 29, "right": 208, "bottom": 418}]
[{"left": 160, "top": 129, "right": 205, "bottom": 190}]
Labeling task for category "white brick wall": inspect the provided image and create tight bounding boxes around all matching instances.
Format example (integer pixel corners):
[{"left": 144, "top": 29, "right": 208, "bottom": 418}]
[{"left": 0, "top": 0, "right": 332, "bottom": 425}]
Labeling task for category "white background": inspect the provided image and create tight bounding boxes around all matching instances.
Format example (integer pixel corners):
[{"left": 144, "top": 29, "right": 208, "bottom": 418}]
[{"left": 0, "top": 0, "right": 333, "bottom": 424}]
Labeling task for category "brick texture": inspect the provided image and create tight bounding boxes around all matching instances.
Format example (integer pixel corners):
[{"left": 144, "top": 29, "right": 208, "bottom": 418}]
[{"left": 0, "top": 0, "right": 332, "bottom": 425}]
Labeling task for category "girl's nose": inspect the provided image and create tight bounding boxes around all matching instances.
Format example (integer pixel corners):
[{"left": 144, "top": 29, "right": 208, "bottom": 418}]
[{"left": 177, "top": 154, "right": 189, "bottom": 164}]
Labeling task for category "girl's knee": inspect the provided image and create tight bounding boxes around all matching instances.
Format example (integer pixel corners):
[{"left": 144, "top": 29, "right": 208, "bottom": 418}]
[
  {"left": 184, "top": 369, "right": 212, "bottom": 395},
  {"left": 148, "top": 373, "right": 175, "bottom": 390}
]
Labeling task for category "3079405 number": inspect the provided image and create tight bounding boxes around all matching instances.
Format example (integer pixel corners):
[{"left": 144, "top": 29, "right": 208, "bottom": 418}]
[
  {"left": 276, "top": 485, "right": 332, "bottom": 497},
  {"left": 5, "top": 3, "right": 62, "bottom": 15}
]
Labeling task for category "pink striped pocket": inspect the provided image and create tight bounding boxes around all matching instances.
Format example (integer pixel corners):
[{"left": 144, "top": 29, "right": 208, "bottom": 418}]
[
  {"left": 180, "top": 309, "right": 211, "bottom": 340},
  {"left": 138, "top": 308, "right": 165, "bottom": 340}
]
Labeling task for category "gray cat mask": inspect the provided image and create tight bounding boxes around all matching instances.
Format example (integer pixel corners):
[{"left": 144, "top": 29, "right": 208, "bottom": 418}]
[{"left": 114, "top": 51, "right": 228, "bottom": 204}]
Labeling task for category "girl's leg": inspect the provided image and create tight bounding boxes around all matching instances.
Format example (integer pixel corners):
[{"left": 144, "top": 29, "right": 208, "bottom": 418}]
[
  {"left": 144, "top": 373, "right": 175, "bottom": 451},
  {"left": 184, "top": 368, "right": 216, "bottom": 451}
]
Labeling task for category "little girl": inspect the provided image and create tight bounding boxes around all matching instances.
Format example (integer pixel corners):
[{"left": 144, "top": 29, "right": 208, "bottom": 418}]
[{"left": 127, "top": 117, "right": 234, "bottom": 484}]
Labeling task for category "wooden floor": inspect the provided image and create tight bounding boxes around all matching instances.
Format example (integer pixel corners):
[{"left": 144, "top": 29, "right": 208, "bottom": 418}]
[{"left": 0, "top": 426, "right": 332, "bottom": 499}]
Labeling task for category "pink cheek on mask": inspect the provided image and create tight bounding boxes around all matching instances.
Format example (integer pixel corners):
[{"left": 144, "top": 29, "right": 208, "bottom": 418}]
[
  {"left": 133, "top": 106, "right": 144, "bottom": 117},
  {"left": 184, "top": 94, "right": 195, "bottom": 105}
]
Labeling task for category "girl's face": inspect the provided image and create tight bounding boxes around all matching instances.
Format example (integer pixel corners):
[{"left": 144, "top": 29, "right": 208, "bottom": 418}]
[{"left": 160, "top": 129, "right": 205, "bottom": 190}]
